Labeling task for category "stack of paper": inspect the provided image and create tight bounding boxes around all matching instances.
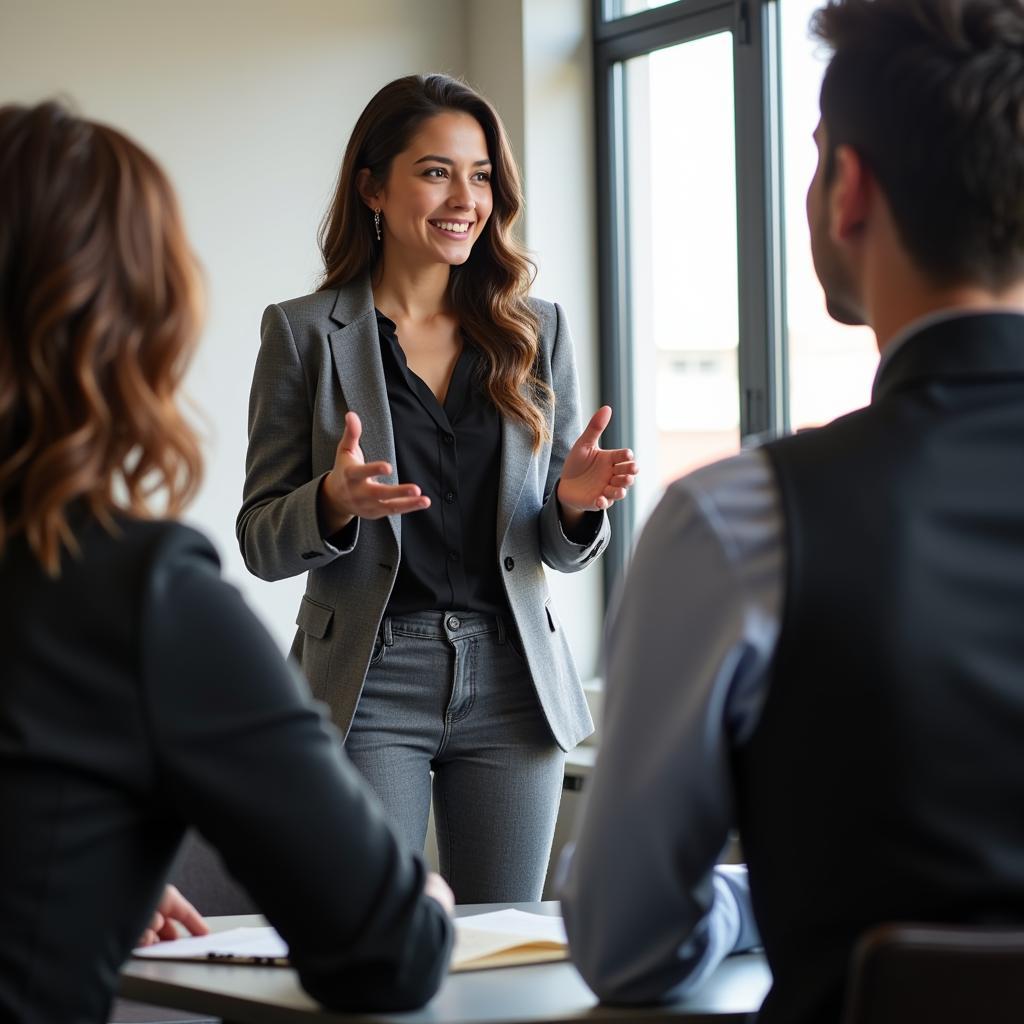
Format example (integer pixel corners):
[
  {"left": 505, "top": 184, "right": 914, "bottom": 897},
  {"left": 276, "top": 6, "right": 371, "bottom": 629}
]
[
  {"left": 133, "top": 909, "right": 568, "bottom": 971},
  {"left": 451, "top": 909, "right": 567, "bottom": 971},
  {"left": 133, "top": 927, "right": 288, "bottom": 965}
]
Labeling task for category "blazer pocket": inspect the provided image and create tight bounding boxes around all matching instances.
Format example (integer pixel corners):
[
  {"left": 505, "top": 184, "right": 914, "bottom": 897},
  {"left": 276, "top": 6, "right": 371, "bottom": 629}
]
[
  {"left": 545, "top": 598, "right": 558, "bottom": 633},
  {"left": 296, "top": 594, "right": 334, "bottom": 640}
]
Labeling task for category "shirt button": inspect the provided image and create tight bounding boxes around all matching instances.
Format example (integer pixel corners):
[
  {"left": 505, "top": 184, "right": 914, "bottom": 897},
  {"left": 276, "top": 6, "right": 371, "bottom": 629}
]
[
  {"left": 448, "top": 550, "right": 460, "bottom": 562},
  {"left": 445, "top": 491, "right": 456, "bottom": 504},
  {"left": 447, "top": 615, "right": 461, "bottom": 631},
  {"left": 504, "top": 556, "right": 515, "bottom": 571},
  {"left": 443, "top": 433, "right": 455, "bottom": 444}
]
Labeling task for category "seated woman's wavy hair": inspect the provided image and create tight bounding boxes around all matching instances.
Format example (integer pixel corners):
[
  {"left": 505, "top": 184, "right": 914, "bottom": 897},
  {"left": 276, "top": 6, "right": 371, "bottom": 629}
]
[{"left": 0, "top": 101, "right": 203, "bottom": 575}]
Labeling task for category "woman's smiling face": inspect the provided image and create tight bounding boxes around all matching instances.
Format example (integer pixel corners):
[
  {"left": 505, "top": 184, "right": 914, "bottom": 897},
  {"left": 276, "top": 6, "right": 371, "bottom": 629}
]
[{"left": 364, "top": 110, "right": 494, "bottom": 268}]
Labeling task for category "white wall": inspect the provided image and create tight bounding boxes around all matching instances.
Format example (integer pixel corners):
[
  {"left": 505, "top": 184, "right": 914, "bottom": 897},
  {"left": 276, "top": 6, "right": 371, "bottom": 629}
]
[
  {"left": 467, "top": 0, "right": 526, "bottom": 170},
  {"left": 1, "top": 0, "right": 603, "bottom": 674},
  {"left": 0, "top": 0, "right": 466, "bottom": 648}
]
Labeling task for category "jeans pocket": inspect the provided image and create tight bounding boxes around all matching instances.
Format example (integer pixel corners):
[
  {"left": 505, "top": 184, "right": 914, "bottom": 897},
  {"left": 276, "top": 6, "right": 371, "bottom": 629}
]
[
  {"left": 505, "top": 623, "right": 528, "bottom": 664},
  {"left": 369, "top": 630, "right": 387, "bottom": 667}
]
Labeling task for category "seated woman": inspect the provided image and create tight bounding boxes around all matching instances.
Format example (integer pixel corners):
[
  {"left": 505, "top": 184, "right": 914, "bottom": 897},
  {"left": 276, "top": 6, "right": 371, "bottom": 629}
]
[{"left": 0, "top": 100, "right": 453, "bottom": 1024}]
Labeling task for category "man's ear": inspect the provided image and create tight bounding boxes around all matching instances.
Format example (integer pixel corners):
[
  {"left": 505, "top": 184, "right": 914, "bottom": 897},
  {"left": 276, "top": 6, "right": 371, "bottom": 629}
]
[
  {"left": 829, "top": 145, "right": 872, "bottom": 244},
  {"left": 356, "top": 168, "right": 381, "bottom": 210}
]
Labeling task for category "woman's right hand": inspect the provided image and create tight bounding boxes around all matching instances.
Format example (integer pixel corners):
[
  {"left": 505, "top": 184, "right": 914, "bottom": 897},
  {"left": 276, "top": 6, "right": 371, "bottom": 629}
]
[
  {"left": 318, "top": 411, "right": 430, "bottom": 534},
  {"left": 424, "top": 872, "right": 455, "bottom": 916}
]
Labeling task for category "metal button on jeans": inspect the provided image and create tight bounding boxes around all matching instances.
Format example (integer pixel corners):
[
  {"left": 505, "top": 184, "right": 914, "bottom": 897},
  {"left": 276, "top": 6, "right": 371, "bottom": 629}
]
[{"left": 447, "top": 615, "right": 461, "bottom": 631}]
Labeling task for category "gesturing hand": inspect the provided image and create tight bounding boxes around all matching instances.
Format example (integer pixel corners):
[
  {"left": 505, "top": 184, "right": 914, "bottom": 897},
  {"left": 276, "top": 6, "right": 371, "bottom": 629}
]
[
  {"left": 136, "top": 885, "right": 208, "bottom": 947},
  {"left": 557, "top": 406, "right": 638, "bottom": 516},
  {"left": 319, "top": 411, "right": 430, "bottom": 534}
]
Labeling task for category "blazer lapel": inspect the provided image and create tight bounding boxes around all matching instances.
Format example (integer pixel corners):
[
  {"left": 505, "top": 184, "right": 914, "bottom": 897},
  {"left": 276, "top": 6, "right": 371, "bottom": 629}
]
[
  {"left": 496, "top": 415, "right": 533, "bottom": 551},
  {"left": 327, "top": 279, "right": 400, "bottom": 549}
]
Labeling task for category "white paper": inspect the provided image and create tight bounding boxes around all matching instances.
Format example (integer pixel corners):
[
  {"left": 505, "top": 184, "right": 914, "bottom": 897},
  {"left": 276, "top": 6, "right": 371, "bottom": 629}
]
[
  {"left": 452, "top": 910, "right": 566, "bottom": 967},
  {"left": 133, "top": 926, "right": 287, "bottom": 962},
  {"left": 133, "top": 911, "right": 565, "bottom": 969},
  {"left": 456, "top": 909, "right": 566, "bottom": 944}
]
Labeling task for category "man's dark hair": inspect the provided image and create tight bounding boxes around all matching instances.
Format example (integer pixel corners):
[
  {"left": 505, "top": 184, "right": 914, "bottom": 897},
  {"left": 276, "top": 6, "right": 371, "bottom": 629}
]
[{"left": 813, "top": 0, "right": 1024, "bottom": 288}]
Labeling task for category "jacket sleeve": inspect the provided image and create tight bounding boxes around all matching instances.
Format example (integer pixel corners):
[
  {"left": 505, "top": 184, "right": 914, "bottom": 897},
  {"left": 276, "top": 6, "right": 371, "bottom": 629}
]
[
  {"left": 235, "top": 303, "right": 358, "bottom": 582},
  {"left": 537, "top": 302, "right": 610, "bottom": 572},
  {"left": 141, "top": 528, "right": 451, "bottom": 1012}
]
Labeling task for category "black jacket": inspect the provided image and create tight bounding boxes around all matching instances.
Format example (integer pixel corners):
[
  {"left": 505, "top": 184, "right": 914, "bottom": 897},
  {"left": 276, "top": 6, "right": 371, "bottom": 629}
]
[{"left": 0, "top": 517, "right": 452, "bottom": 1023}]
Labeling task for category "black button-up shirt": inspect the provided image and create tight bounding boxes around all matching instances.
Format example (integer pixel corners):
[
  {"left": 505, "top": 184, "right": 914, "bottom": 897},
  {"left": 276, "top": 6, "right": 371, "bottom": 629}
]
[{"left": 377, "top": 311, "right": 509, "bottom": 617}]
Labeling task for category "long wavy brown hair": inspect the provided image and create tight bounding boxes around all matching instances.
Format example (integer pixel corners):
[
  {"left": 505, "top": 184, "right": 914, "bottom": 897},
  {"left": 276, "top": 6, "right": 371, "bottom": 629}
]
[
  {"left": 0, "top": 101, "right": 203, "bottom": 574},
  {"left": 319, "top": 74, "right": 550, "bottom": 450}
]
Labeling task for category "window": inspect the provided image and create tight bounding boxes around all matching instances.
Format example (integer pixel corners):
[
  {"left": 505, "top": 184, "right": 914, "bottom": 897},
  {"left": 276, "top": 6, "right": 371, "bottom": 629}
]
[
  {"left": 605, "top": 0, "right": 686, "bottom": 19},
  {"left": 595, "top": 0, "right": 784, "bottom": 592},
  {"left": 623, "top": 31, "right": 741, "bottom": 525},
  {"left": 780, "top": 0, "right": 876, "bottom": 429},
  {"left": 595, "top": 0, "right": 882, "bottom": 598}
]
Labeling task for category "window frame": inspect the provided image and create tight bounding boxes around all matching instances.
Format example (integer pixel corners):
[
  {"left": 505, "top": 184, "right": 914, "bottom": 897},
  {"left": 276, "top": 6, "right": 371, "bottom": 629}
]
[{"left": 593, "top": 0, "right": 786, "bottom": 598}]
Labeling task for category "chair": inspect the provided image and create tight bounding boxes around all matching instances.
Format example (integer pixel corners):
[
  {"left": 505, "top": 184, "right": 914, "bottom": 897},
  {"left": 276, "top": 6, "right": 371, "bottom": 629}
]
[
  {"left": 109, "top": 831, "right": 258, "bottom": 1024},
  {"left": 842, "top": 923, "right": 1024, "bottom": 1024},
  {"left": 161, "top": 830, "right": 259, "bottom": 918}
]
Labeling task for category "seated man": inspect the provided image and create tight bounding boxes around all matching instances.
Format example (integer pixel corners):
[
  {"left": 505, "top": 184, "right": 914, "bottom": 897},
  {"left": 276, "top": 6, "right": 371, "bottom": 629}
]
[{"left": 562, "top": 1, "right": 1024, "bottom": 1022}]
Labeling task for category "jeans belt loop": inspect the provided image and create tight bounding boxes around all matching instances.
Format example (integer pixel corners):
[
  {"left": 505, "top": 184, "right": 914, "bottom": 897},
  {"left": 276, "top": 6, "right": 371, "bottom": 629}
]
[{"left": 382, "top": 615, "right": 394, "bottom": 646}]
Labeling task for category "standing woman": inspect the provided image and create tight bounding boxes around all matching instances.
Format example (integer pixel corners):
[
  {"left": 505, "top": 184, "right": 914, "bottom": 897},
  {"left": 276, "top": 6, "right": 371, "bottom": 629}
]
[{"left": 237, "top": 74, "right": 636, "bottom": 903}]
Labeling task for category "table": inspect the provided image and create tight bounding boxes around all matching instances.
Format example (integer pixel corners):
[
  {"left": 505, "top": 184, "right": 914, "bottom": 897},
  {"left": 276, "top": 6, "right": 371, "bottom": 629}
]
[{"left": 119, "top": 903, "right": 770, "bottom": 1023}]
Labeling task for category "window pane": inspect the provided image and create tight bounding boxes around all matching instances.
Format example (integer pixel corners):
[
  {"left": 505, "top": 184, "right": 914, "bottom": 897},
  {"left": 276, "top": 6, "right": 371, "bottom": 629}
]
[
  {"left": 781, "top": 0, "right": 876, "bottom": 429},
  {"left": 623, "top": 32, "right": 740, "bottom": 527},
  {"left": 608, "top": 0, "right": 681, "bottom": 18}
]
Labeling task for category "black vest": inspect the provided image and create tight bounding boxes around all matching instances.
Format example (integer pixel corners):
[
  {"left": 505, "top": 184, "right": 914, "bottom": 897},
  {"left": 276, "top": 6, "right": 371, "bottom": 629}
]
[{"left": 738, "top": 314, "right": 1024, "bottom": 1024}]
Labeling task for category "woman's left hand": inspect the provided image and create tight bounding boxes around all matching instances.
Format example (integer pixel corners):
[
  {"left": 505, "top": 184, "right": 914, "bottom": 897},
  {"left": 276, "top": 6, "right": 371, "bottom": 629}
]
[
  {"left": 558, "top": 406, "right": 638, "bottom": 515},
  {"left": 136, "top": 885, "right": 209, "bottom": 947}
]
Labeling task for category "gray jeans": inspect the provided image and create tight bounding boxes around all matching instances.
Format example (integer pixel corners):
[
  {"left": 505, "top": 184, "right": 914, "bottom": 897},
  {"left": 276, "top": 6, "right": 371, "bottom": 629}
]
[{"left": 344, "top": 610, "right": 565, "bottom": 904}]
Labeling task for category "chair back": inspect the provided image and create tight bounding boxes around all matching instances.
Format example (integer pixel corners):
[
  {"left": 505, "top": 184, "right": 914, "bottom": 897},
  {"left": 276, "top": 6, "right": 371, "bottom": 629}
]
[
  {"left": 166, "top": 830, "right": 258, "bottom": 916},
  {"left": 842, "top": 923, "right": 1024, "bottom": 1024}
]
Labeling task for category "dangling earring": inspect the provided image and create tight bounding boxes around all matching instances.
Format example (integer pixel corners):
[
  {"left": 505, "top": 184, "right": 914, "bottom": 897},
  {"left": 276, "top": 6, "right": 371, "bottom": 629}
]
[{"left": 373, "top": 208, "right": 382, "bottom": 241}]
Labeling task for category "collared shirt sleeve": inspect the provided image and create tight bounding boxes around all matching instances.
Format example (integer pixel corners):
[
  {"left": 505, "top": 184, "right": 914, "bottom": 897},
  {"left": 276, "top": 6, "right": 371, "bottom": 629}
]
[{"left": 561, "top": 447, "right": 784, "bottom": 1004}]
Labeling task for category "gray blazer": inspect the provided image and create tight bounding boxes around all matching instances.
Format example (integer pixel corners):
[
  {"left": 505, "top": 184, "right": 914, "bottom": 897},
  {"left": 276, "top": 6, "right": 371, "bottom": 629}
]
[{"left": 236, "top": 278, "right": 607, "bottom": 751}]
